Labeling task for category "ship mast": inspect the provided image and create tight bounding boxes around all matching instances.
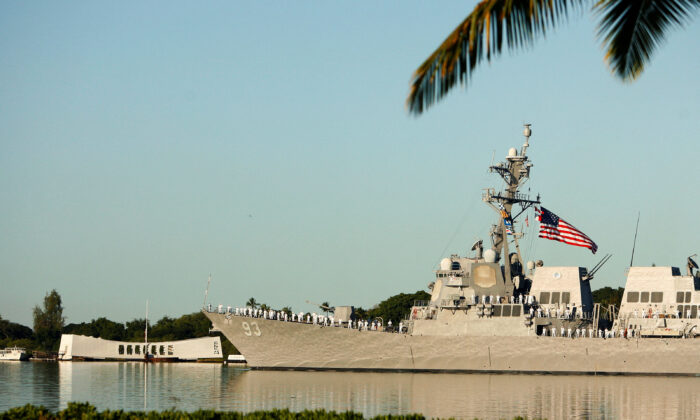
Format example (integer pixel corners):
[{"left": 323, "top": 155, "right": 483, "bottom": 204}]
[{"left": 482, "top": 124, "right": 540, "bottom": 288}]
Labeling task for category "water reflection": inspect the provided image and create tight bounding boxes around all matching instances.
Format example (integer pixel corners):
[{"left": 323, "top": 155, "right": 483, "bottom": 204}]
[
  {"left": 1, "top": 362, "right": 699, "bottom": 419},
  {"left": 57, "top": 362, "right": 225, "bottom": 411},
  {"left": 225, "top": 371, "right": 700, "bottom": 419},
  {"left": 0, "top": 362, "right": 60, "bottom": 411}
]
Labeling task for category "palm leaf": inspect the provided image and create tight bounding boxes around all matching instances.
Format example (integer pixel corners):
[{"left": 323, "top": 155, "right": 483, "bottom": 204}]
[
  {"left": 596, "top": 0, "right": 700, "bottom": 80},
  {"left": 407, "top": 0, "right": 588, "bottom": 115}
]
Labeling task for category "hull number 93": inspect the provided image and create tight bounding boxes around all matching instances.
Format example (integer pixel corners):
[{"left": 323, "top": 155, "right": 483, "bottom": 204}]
[{"left": 241, "top": 321, "right": 261, "bottom": 337}]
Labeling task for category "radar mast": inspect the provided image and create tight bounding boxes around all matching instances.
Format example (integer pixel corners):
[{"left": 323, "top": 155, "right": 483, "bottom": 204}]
[{"left": 482, "top": 124, "right": 540, "bottom": 288}]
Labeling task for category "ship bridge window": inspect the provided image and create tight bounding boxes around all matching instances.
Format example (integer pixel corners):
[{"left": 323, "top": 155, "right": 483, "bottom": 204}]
[
  {"left": 677, "top": 292, "right": 685, "bottom": 303},
  {"left": 126, "top": 345, "right": 133, "bottom": 355},
  {"left": 672, "top": 267, "right": 681, "bottom": 276},
  {"left": 628, "top": 292, "right": 639, "bottom": 303},
  {"left": 512, "top": 305, "right": 521, "bottom": 316},
  {"left": 152, "top": 345, "right": 157, "bottom": 355},
  {"left": 159, "top": 345, "right": 165, "bottom": 356},
  {"left": 562, "top": 292, "right": 571, "bottom": 304},
  {"left": 135, "top": 345, "right": 141, "bottom": 355},
  {"left": 167, "top": 345, "right": 174, "bottom": 356},
  {"left": 539, "top": 292, "right": 550, "bottom": 304},
  {"left": 692, "top": 306, "right": 698, "bottom": 318},
  {"left": 451, "top": 261, "right": 461, "bottom": 270},
  {"left": 686, "top": 292, "right": 692, "bottom": 303},
  {"left": 493, "top": 305, "right": 502, "bottom": 317},
  {"left": 118, "top": 345, "right": 124, "bottom": 355},
  {"left": 640, "top": 292, "right": 650, "bottom": 303},
  {"left": 502, "top": 305, "right": 512, "bottom": 317},
  {"left": 651, "top": 292, "right": 663, "bottom": 303},
  {"left": 551, "top": 292, "right": 560, "bottom": 304}
]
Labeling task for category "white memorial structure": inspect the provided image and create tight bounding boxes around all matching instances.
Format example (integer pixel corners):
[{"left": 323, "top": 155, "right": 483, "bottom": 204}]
[{"left": 58, "top": 334, "right": 223, "bottom": 362}]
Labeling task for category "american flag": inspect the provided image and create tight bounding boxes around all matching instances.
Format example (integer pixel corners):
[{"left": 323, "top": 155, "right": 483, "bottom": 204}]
[{"left": 535, "top": 207, "right": 598, "bottom": 254}]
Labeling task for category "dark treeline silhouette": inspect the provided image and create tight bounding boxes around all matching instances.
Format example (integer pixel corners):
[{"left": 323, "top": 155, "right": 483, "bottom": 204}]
[
  {"left": 1, "top": 289, "right": 239, "bottom": 355},
  {"left": 354, "top": 290, "right": 431, "bottom": 325},
  {"left": 592, "top": 287, "right": 625, "bottom": 308}
]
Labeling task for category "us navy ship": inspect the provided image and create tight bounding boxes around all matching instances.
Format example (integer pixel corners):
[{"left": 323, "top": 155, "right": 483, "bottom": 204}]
[{"left": 205, "top": 126, "right": 700, "bottom": 375}]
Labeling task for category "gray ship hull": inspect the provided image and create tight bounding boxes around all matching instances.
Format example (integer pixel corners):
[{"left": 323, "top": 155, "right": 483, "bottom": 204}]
[{"left": 206, "top": 312, "right": 700, "bottom": 375}]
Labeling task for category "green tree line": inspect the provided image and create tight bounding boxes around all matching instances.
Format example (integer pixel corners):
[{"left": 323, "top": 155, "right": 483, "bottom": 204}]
[
  {"left": 1, "top": 290, "right": 238, "bottom": 356},
  {"left": 592, "top": 286, "right": 625, "bottom": 308}
]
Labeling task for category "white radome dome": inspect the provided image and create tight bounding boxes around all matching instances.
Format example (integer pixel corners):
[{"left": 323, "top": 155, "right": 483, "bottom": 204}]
[
  {"left": 508, "top": 147, "right": 518, "bottom": 157},
  {"left": 483, "top": 249, "right": 498, "bottom": 263},
  {"left": 440, "top": 258, "right": 452, "bottom": 271}
]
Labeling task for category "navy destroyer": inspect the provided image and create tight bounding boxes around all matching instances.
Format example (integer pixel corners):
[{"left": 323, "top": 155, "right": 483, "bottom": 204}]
[{"left": 205, "top": 126, "right": 700, "bottom": 375}]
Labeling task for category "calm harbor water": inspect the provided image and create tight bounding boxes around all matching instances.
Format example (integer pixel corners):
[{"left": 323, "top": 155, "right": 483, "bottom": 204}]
[{"left": 1, "top": 362, "right": 699, "bottom": 419}]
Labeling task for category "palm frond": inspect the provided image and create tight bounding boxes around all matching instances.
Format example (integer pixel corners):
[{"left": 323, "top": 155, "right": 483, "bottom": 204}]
[
  {"left": 596, "top": 0, "right": 700, "bottom": 80},
  {"left": 407, "top": 0, "right": 588, "bottom": 115}
]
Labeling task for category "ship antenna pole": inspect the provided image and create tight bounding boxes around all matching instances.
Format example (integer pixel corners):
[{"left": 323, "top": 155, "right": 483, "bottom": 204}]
[
  {"left": 203, "top": 273, "right": 212, "bottom": 309},
  {"left": 629, "top": 212, "right": 640, "bottom": 266}
]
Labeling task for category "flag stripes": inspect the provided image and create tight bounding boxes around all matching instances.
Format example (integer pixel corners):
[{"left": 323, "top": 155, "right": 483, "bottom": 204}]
[{"left": 535, "top": 207, "right": 598, "bottom": 254}]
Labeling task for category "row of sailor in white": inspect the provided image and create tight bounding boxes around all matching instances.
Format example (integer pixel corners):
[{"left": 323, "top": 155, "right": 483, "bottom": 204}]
[
  {"left": 472, "top": 295, "right": 535, "bottom": 304},
  {"left": 543, "top": 327, "right": 639, "bottom": 338},
  {"left": 219, "top": 304, "right": 409, "bottom": 333},
  {"left": 533, "top": 306, "right": 584, "bottom": 319},
  {"left": 626, "top": 308, "right": 700, "bottom": 319}
]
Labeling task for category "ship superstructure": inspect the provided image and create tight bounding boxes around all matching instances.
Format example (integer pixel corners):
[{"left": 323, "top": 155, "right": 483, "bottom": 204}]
[
  {"left": 614, "top": 261, "right": 700, "bottom": 338},
  {"left": 409, "top": 125, "right": 597, "bottom": 338}
]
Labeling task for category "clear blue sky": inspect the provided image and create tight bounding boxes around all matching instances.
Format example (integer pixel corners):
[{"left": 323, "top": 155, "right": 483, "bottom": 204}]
[{"left": 2, "top": 2, "right": 699, "bottom": 326}]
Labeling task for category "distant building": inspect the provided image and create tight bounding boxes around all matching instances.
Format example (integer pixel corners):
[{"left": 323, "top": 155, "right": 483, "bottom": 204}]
[{"left": 58, "top": 334, "right": 222, "bottom": 362}]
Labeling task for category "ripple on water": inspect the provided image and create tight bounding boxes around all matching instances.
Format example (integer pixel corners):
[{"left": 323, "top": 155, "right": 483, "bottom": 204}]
[{"left": 1, "top": 362, "right": 699, "bottom": 419}]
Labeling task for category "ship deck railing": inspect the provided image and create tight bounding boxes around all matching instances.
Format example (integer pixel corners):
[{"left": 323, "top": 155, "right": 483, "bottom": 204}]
[{"left": 214, "top": 307, "right": 412, "bottom": 333}]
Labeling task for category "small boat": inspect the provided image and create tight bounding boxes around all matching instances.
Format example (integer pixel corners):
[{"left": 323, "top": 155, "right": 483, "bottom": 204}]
[
  {"left": 226, "top": 354, "right": 247, "bottom": 364},
  {"left": 0, "top": 347, "right": 30, "bottom": 361}
]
